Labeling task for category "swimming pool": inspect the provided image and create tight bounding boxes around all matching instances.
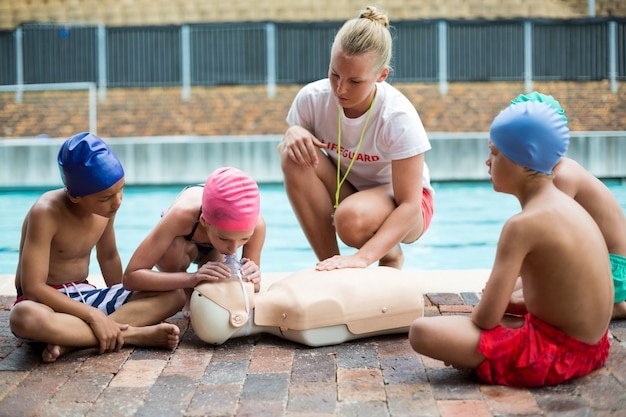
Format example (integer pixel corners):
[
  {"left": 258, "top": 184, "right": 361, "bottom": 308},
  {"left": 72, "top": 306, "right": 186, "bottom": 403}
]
[{"left": 1, "top": 181, "right": 625, "bottom": 274}]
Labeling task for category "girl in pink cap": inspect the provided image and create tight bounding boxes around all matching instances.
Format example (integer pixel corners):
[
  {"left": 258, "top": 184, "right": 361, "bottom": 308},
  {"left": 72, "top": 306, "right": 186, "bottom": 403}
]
[{"left": 123, "top": 167, "right": 266, "bottom": 317}]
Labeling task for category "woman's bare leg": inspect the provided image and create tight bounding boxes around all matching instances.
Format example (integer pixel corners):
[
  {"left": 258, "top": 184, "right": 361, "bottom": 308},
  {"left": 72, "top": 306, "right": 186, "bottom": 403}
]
[
  {"left": 281, "top": 149, "right": 342, "bottom": 261},
  {"left": 334, "top": 186, "right": 414, "bottom": 269}
]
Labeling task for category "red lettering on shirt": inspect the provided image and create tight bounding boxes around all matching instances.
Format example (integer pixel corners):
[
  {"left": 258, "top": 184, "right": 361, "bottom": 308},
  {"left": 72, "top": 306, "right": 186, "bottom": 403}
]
[{"left": 323, "top": 141, "right": 380, "bottom": 163}]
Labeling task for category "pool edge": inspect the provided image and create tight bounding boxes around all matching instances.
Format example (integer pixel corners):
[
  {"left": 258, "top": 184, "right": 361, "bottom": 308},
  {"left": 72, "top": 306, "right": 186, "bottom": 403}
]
[{"left": 0, "top": 269, "right": 490, "bottom": 297}]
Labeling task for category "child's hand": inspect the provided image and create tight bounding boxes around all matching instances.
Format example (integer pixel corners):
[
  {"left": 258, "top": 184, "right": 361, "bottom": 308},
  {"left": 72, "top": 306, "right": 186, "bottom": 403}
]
[
  {"left": 87, "top": 311, "right": 127, "bottom": 354},
  {"left": 239, "top": 258, "right": 261, "bottom": 286},
  {"left": 193, "top": 261, "right": 230, "bottom": 286}
]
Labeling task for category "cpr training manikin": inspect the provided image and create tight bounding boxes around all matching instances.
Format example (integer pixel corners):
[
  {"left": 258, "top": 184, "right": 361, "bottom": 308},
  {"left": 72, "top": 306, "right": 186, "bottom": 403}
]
[{"left": 190, "top": 266, "right": 424, "bottom": 347}]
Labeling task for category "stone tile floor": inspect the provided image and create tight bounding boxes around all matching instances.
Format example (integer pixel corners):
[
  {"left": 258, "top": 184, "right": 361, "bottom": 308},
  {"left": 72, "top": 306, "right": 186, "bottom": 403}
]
[{"left": 0, "top": 293, "right": 625, "bottom": 417}]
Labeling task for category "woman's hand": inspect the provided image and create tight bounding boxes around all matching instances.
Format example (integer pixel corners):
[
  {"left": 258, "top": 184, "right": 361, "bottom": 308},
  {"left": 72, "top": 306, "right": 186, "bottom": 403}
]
[
  {"left": 315, "top": 254, "right": 368, "bottom": 271},
  {"left": 278, "top": 126, "right": 327, "bottom": 168}
]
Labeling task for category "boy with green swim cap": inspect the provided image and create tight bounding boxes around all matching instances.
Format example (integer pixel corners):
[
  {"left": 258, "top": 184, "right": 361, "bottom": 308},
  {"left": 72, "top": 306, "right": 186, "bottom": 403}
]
[
  {"left": 10, "top": 132, "right": 185, "bottom": 363},
  {"left": 409, "top": 100, "right": 612, "bottom": 387},
  {"left": 509, "top": 92, "right": 626, "bottom": 320}
]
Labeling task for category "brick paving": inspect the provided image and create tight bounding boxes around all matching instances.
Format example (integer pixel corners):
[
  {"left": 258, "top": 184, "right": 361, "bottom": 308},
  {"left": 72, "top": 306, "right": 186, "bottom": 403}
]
[{"left": 1, "top": 293, "right": 625, "bottom": 417}]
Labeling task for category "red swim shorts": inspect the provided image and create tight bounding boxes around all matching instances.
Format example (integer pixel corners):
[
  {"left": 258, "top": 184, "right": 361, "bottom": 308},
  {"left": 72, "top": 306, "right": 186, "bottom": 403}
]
[
  {"left": 421, "top": 188, "right": 434, "bottom": 234},
  {"left": 476, "top": 314, "right": 610, "bottom": 388}
]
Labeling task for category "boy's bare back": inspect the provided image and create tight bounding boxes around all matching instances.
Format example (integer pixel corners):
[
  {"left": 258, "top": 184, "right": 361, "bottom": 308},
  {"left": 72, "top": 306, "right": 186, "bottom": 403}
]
[
  {"left": 554, "top": 157, "right": 626, "bottom": 256},
  {"left": 503, "top": 182, "right": 613, "bottom": 344}
]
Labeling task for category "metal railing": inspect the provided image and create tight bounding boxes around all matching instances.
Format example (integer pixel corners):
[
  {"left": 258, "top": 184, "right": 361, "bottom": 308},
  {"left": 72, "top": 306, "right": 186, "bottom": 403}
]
[
  {"left": 0, "top": 17, "right": 624, "bottom": 99},
  {"left": 0, "top": 82, "right": 97, "bottom": 133}
]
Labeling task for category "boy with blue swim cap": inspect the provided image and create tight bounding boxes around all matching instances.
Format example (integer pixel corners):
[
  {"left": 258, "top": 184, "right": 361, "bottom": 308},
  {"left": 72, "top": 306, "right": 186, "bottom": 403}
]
[
  {"left": 409, "top": 99, "right": 613, "bottom": 387},
  {"left": 58, "top": 132, "right": 125, "bottom": 197},
  {"left": 10, "top": 132, "right": 185, "bottom": 363},
  {"left": 489, "top": 99, "right": 569, "bottom": 174},
  {"left": 506, "top": 92, "right": 626, "bottom": 320}
]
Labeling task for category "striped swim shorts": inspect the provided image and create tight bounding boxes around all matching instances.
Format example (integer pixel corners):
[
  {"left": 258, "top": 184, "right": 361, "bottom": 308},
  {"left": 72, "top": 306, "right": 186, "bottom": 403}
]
[{"left": 15, "top": 280, "right": 133, "bottom": 316}]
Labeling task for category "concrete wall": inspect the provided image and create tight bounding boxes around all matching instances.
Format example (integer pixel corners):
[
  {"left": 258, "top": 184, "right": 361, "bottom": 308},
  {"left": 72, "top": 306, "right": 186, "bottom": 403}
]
[
  {"left": 1, "top": 133, "right": 625, "bottom": 189},
  {"left": 426, "top": 132, "right": 626, "bottom": 181}
]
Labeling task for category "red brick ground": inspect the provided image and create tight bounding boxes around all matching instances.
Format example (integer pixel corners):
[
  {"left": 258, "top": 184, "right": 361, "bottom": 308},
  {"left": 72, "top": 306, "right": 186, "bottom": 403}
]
[{"left": 1, "top": 293, "right": 625, "bottom": 417}]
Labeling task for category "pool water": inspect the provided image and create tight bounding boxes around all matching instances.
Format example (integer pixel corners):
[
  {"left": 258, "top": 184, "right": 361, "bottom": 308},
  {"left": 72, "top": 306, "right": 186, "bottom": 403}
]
[{"left": 1, "top": 181, "right": 625, "bottom": 274}]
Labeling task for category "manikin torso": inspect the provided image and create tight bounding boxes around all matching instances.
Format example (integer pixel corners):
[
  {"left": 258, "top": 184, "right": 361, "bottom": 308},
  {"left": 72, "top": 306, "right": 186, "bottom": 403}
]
[{"left": 190, "top": 267, "right": 424, "bottom": 347}]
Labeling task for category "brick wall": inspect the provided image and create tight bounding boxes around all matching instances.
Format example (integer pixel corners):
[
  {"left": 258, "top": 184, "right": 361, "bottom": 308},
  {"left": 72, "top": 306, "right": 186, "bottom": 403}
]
[{"left": 1, "top": 81, "right": 624, "bottom": 139}]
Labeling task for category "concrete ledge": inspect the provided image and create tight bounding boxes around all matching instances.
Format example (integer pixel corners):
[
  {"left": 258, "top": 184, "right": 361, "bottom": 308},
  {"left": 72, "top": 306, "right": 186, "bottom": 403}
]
[
  {"left": 1, "top": 133, "right": 625, "bottom": 190},
  {"left": 0, "top": 269, "right": 490, "bottom": 297}
]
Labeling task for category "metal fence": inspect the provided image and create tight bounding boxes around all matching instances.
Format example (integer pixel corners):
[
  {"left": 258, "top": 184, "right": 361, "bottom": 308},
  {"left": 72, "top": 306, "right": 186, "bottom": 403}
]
[{"left": 1, "top": 17, "right": 624, "bottom": 95}]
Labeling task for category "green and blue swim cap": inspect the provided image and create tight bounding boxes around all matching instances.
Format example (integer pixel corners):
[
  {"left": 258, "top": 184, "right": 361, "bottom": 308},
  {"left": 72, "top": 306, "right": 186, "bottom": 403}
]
[
  {"left": 58, "top": 132, "right": 124, "bottom": 197},
  {"left": 510, "top": 91, "right": 568, "bottom": 124},
  {"left": 489, "top": 99, "right": 570, "bottom": 174}
]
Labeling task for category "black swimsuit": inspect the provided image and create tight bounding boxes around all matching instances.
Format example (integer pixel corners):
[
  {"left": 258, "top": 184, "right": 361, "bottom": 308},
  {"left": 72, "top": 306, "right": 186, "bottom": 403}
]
[
  {"left": 184, "top": 208, "right": 215, "bottom": 264},
  {"left": 162, "top": 184, "right": 215, "bottom": 264}
]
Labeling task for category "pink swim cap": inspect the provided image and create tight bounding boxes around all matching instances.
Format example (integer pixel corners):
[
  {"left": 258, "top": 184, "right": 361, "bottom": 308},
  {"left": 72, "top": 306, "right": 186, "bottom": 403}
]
[{"left": 201, "top": 167, "right": 260, "bottom": 231}]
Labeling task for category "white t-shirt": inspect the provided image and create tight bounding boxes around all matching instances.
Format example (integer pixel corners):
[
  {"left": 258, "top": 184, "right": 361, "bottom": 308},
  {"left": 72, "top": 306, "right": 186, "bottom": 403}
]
[{"left": 286, "top": 79, "right": 433, "bottom": 194}]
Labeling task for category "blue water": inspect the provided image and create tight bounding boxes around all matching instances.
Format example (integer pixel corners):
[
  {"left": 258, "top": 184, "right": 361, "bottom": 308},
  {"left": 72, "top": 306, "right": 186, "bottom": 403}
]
[{"left": 1, "top": 181, "right": 625, "bottom": 274}]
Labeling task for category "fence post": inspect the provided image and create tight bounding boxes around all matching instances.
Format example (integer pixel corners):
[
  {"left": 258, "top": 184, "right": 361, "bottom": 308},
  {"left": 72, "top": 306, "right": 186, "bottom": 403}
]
[
  {"left": 98, "top": 24, "right": 107, "bottom": 101},
  {"left": 181, "top": 25, "right": 191, "bottom": 101},
  {"left": 266, "top": 22, "right": 276, "bottom": 99},
  {"left": 15, "top": 27, "right": 23, "bottom": 103},
  {"left": 608, "top": 21, "right": 618, "bottom": 93},
  {"left": 524, "top": 20, "right": 533, "bottom": 93},
  {"left": 438, "top": 21, "right": 448, "bottom": 96},
  {"left": 89, "top": 83, "right": 97, "bottom": 134}
]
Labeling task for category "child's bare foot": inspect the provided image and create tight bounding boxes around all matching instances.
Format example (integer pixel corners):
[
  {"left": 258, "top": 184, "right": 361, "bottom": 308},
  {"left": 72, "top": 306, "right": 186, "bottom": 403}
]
[
  {"left": 444, "top": 361, "right": 473, "bottom": 372},
  {"left": 42, "top": 344, "right": 74, "bottom": 363},
  {"left": 612, "top": 301, "right": 626, "bottom": 320},
  {"left": 124, "top": 322, "right": 180, "bottom": 350},
  {"left": 379, "top": 245, "right": 404, "bottom": 269},
  {"left": 182, "top": 288, "right": 193, "bottom": 318},
  {"left": 182, "top": 300, "right": 191, "bottom": 318}
]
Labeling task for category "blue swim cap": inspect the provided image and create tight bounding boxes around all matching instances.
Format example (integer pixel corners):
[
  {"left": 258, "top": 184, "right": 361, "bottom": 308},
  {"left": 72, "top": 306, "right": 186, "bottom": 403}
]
[
  {"left": 510, "top": 91, "right": 568, "bottom": 124},
  {"left": 58, "top": 132, "right": 124, "bottom": 197},
  {"left": 489, "top": 101, "right": 569, "bottom": 174}
]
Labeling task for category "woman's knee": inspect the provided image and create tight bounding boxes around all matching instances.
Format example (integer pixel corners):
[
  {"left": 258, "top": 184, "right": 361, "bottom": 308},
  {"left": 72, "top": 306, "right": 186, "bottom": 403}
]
[
  {"left": 333, "top": 201, "right": 381, "bottom": 246},
  {"left": 280, "top": 150, "right": 301, "bottom": 176},
  {"left": 334, "top": 215, "right": 368, "bottom": 247}
]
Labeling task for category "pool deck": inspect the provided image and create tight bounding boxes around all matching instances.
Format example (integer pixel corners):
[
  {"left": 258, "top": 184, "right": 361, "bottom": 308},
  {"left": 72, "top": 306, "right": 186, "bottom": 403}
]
[{"left": 1, "top": 270, "right": 625, "bottom": 417}]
